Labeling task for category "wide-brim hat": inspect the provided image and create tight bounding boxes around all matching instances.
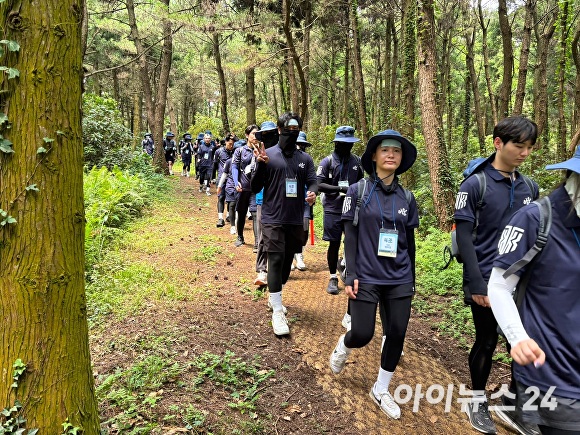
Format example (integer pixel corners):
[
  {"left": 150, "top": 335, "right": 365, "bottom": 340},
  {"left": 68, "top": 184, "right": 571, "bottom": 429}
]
[
  {"left": 166, "top": 131, "right": 175, "bottom": 137},
  {"left": 144, "top": 132, "right": 152, "bottom": 137},
  {"left": 183, "top": 133, "right": 192, "bottom": 140},
  {"left": 333, "top": 125, "right": 360, "bottom": 143},
  {"left": 361, "top": 129, "right": 417, "bottom": 175},
  {"left": 197, "top": 133, "right": 204, "bottom": 140},
  {"left": 296, "top": 131, "right": 312, "bottom": 147},
  {"left": 545, "top": 145, "right": 580, "bottom": 174}
]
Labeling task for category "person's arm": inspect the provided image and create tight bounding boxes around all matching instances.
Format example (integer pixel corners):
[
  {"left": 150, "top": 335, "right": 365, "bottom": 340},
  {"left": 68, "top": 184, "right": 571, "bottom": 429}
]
[
  {"left": 343, "top": 220, "right": 359, "bottom": 286},
  {"left": 406, "top": 227, "right": 416, "bottom": 285},
  {"left": 251, "top": 160, "right": 267, "bottom": 193},
  {"left": 318, "top": 181, "right": 343, "bottom": 194},
  {"left": 231, "top": 149, "right": 241, "bottom": 186},
  {"left": 488, "top": 267, "right": 545, "bottom": 366},
  {"left": 456, "top": 219, "right": 488, "bottom": 296}
]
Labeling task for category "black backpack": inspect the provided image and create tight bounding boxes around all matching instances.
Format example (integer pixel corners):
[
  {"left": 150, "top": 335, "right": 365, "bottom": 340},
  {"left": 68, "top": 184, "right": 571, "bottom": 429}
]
[
  {"left": 352, "top": 178, "right": 412, "bottom": 227},
  {"left": 164, "top": 139, "right": 175, "bottom": 152}
]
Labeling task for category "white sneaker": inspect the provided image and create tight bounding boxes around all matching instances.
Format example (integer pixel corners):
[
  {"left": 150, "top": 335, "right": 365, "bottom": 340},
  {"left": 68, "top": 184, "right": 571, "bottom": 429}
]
[
  {"left": 294, "top": 253, "right": 306, "bottom": 270},
  {"left": 369, "top": 385, "right": 401, "bottom": 419},
  {"left": 230, "top": 226, "right": 236, "bottom": 235},
  {"left": 267, "top": 300, "right": 287, "bottom": 314},
  {"left": 206, "top": 188, "right": 211, "bottom": 196},
  {"left": 291, "top": 263, "right": 295, "bottom": 271},
  {"left": 329, "top": 335, "right": 350, "bottom": 374},
  {"left": 254, "top": 271, "right": 267, "bottom": 286},
  {"left": 186, "top": 172, "right": 190, "bottom": 177},
  {"left": 271, "top": 311, "right": 290, "bottom": 336},
  {"left": 341, "top": 313, "right": 351, "bottom": 331}
]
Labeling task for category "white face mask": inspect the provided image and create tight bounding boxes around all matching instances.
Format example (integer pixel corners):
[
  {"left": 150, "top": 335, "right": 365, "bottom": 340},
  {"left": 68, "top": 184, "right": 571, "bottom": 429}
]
[{"left": 564, "top": 172, "right": 580, "bottom": 217}]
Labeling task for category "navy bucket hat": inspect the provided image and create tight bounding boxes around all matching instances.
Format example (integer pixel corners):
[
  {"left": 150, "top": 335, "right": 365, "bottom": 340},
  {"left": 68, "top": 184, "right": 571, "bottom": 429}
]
[
  {"left": 166, "top": 131, "right": 175, "bottom": 137},
  {"left": 197, "top": 133, "right": 204, "bottom": 140},
  {"left": 296, "top": 131, "right": 312, "bottom": 147},
  {"left": 361, "top": 129, "right": 417, "bottom": 175},
  {"left": 546, "top": 145, "right": 580, "bottom": 174},
  {"left": 183, "top": 133, "right": 192, "bottom": 140},
  {"left": 255, "top": 121, "right": 277, "bottom": 142},
  {"left": 333, "top": 125, "right": 360, "bottom": 143}
]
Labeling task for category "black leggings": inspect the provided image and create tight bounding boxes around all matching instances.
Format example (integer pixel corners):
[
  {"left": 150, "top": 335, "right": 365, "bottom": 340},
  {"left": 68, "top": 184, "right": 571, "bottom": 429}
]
[
  {"left": 227, "top": 201, "right": 236, "bottom": 227},
  {"left": 267, "top": 250, "right": 294, "bottom": 294},
  {"left": 344, "top": 296, "right": 412, "bottom": 372},
  {"left": 327, "top": 240, "right": 340, "bottom": 274},
  {"left": 539, "top": 426, "right": 580, "bottom": 435},
  {"left": 236, "top": 191, "right": 251, "bottom": 238},
  {"left": 217, "top": 194, "right": 225, "bottom": 213},
  {"left": 469, "top": 303, "right": 499, "bottom": 392},
  {"left": 182, "top": 160, "right": 191, "bottom": 172}
]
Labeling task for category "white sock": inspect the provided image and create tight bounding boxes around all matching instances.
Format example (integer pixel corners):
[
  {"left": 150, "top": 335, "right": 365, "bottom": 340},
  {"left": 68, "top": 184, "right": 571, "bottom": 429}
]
[
  {"left": 338, "top": 335, "right": 352, "bottom": 354},
  {"left": 375, "top": 368, "right": 394, "bottom": 393},
  {"left": 330, "top": 273, "right": 337, "bottom": 278},
  {"left": 269, "top": 292, "right": 283, "bottom": 313},
  {"left": 472, "top": 393, "right": 487, "bottom": 403},
  {"left": 218, "top": 213, "right": 223, "bottom": 219}
]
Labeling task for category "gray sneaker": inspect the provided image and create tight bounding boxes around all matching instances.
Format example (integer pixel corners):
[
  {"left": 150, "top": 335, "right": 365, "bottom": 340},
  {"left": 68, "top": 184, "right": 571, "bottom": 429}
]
[
  {"left": 494, "top": 404, "right": 540, "bottom": 435},
  {"left": 326, "top": 277, "right": 339, "bottom": 295},
  {"left": 465, "top": 401, "right": 497, "bottom": 434}
]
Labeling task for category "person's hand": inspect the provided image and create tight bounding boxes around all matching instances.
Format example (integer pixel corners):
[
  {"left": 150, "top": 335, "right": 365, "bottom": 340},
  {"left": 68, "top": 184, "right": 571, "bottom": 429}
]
[
  {"left": 306, "top": 191, "right": 316, "bottom": 205},
  {"left": 217, "top": 186, "right": 222, "bottom": 195},
  {"left": 235, "top": 182, "right": 242, "bottom": 192},
  {"left": 511, "top": 339, "right": 545, "bottom": 367},
  {"left": 472, "top": 295, "right": 491, "bottom": 307},
  {"left": 339, "top": 185, "right": 349, "bottom": 194},
  {"left": 345, "top": 279, "right": 359, "bottom": 299},
  {"left": 254, "top": 142, "right": 269, "bottom": 163}
]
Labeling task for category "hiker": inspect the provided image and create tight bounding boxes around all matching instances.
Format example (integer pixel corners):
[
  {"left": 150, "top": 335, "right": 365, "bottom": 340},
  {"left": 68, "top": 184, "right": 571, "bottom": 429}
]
[
  {"left": 489, "top": 146, "right": 580, "bottom": 435},
  {"left": 251, "top": 112, "right": 317, "bottom": 336},
  {"left": 142, "top": 133, "right": 154, "bottom": 156},
  {"left": 198, "top": 133, "right": 216, "bottom": 195},
  {"left": 291, "top": 131, "right": 315, "bottom": 271},
  {"left": 317, "top": 126, "right": 365, "bottom": 294},
  {"left": 163, "top": 131, "right": 177, "bottom": 175},
  {"left": 193, "top": 132, "right": 204, "bottom": 179},
  {"left": 252, "top": 121, "right": 279, "bottom": 287},
  {"left": 454, "top": 116, "right": 540, "bottom": 435},
  {"left": 180, "top": 133, "right": 194, "bottom": 177},
  {"left": 328, "top": 129, "right": 418, "bottom": 420},
  {"left": 232, "top": 125, "right": 260, "bottom": 247},
  {"left": 217, "top": 157, "right": 238, "bottom": 236},
  {"left": 214, "top": 134, "right": 236, "bottom": 227}
]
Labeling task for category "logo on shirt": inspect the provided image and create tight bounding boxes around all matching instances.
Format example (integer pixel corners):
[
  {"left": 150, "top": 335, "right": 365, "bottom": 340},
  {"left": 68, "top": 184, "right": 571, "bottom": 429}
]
[
  {"left": 455, "top": 192, "right": 468, "bottom": 210},
  {"left": 353, "top": 165, "right": 358, "bottom": 171},
  {"left": 497, "top": 225, "right": 525, "bottom": 255},
  {"left": 398, "top": 208, "right": 408, "bottom": 217},
  {"left": 298, "top": 162, "right": 305, "bottom": 169},
  {"left": 342, "top": 197, "right": 352, "bottom": 214},
  {"left": 523, "top": 197, "right": 531, "bottom": 205},
  {"left": 317, "top": 166, "right": 324, "bottom": 176}
]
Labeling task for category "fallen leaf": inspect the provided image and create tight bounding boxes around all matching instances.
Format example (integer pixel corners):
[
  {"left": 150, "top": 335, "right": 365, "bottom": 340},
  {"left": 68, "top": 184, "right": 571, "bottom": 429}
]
[
  {"left": 283, "top": 416, "right": 291, "bottom": 421},
  {"left": 429, "top": 415, "right": 438, "bottom": 424},
  {"left": 286, "top": 404, "right": 301, "bottom": 413}
]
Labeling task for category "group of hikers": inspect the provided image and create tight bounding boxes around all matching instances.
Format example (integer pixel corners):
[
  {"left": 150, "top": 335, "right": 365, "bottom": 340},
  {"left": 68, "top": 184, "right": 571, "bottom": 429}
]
[{"left": 143, "top": 113, "right": 579, "bottom": 435}]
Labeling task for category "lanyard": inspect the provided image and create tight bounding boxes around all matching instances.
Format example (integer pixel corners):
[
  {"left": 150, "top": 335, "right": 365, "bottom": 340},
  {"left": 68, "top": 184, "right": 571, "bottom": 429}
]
[
  {"left": 278, "top": 148, "right": 297, "bottom": 179},
  {"left": 337, "top": 157, "right": 351, "bottom": 181},
  {"left": 374, "top": 188, "right": 396, "bottom": 230},
  {"left": 572, "top": 228, "right": 580, "bottom": 249}
]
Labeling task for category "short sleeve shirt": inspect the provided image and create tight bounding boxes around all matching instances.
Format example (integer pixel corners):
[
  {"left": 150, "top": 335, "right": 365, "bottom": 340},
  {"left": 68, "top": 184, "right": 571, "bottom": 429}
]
[
  {"left": 232, "top": 146, "right": 255, "bottom": 191},
  {"left": 198, "top": 143, "right": 215, "bottom": 168},
  {"left": 260, "top": 146, "right": 318, "bottom": 225},
  {"left": 341, "top": 180, "right": 419, "bottom": 285},
  {"left": 454, "top": 163, "right": 538, "bottom": 282},
  {"left": 214, "top": 147, "right": 233, "bottom": 180},
  {"left": 492, "top": 186, "right": 580, "bottom": 400},
  {"left": 317, "top": 153, "right": 364, "bottom": 214}
]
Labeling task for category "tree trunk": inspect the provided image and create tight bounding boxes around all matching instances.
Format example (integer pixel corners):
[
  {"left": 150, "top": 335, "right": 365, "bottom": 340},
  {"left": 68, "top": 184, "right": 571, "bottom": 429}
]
[
  {"left": 513, "top": 0, "right": 534, "bottom": 116},
  {"left": 271, "top": 75, "right": 280, "bottom": 119},
  {"left": 0, "top": 1, "right": 100, "bottom": 432},
  {"left": 282, "top": 0, "right": 307, "bottom": 119},
  {"left": 572, "top": 16, "right": 580, "bottom": 133},
  {"left": 465, "top": 28, "right": 486, "bottom": 153},
  {"left": 167, "top": 88, "right": 177, "bottom": 135},
  {"left": 497, "top": 0, "right": 514, "bottom": 119},
  {"left": 462, "top": 72, "right": 471, "bottom": 154},
  {"left": 478, "top": 0, "right": 498, "bottom": 125},
  {"left": 302, "top": 0, "right": 312, "bottom": 128},
  {"left": 342, "top": 32, "right": 350, "bottom": 123},
  {"left": 329, "top": 46, "right": 337, "bottom": 124},
  {"left": 418, "top": 0, "right": 455, "bottom": 231},
  {"left": 133, "top": 92, "right": 141, "bottom": 149},
  {"left": 279, "top": 68, "right": 288, "bottom": 112},
  {"left": 246, "top": 68, "right": 256, "bottom": 126},
  {"left": 212, "top": 32, "right": 230, "bottom": 134},
  {"left": 556, "top": 0, "right": 569, "bottom": 161},
  {"left": 401, "top": 0, "right": 417, "bottom": 139},
  {"left": 532, "top": 2, "right": 558, "bottom": 143},
  {"left": 350, "top": 0, "right": 369, "bottom": 143}
]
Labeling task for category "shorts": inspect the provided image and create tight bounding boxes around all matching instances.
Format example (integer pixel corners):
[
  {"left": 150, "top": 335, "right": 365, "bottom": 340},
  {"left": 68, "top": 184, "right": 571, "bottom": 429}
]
[
  {"left": 516, "top": 381, "right": 580, "bottom": 431},
  {"left": 352, "top": 282, "right": 415, "bottom": 304},
  {"left": 165, "top": 152, "right": 175, "bottom": 163},
  {"left": 198, "top": 167, "right": 212, "bottom": 180},
  {"left": 261, "top": 223, "right": 304, "bottom": 254},
  {"left": 322, "top": 212, "right": 344, "bottom": 242},
  {"left": 225, "top": 187, "right": 238, "bottom": 204}
]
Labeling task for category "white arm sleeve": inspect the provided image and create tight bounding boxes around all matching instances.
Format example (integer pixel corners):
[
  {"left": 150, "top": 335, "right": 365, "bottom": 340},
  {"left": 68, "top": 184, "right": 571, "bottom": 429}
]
[
  {"left": 488, "top": 267, "right": 530, "bottom": 347},
  {"left": 218, "top": 172, "right": 227, "bottom": 188}
]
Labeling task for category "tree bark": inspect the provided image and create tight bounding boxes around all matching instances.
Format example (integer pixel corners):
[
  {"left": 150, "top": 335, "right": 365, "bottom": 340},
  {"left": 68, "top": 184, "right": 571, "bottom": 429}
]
[
  {"left": 513, "top": 0, "right": 534, "bottom": 116},
  {"left": 401, "top": 0, "right": 417, "bottom": 139},
  {"left": 497, "top": 0, "right": 514, "bottom": 119},
  {"left": 465, "top": 28, "right": 486, "bottom": 153},
  {"left": 350, "top": 0, "right": 369, "bottom": 143},
  {"left": 282, "top": 0, "right": 307, "bottom": 119},
  {"left": 342, "top": 32, "right": 350, "bottom": 123},
  {"left": 246, "top": 68, "right": 256, "bottom": 126},
  {"left": 418, "top": 0, "right": 455, "bottom": 231},
  {"left": 478, "top": 0, "right": 498, "bottom": 126},
  {"left": 0, "top": 0, "right": 100, "bottom": 432},
  {"left": 556, "top": 0, "right": 569, "bottom": 161},
  {"left": 572, "top": 15, "right": 580, "bottom": 134},
  {"left": 212, "top": 32, "right": 230, "bottom": 133}
]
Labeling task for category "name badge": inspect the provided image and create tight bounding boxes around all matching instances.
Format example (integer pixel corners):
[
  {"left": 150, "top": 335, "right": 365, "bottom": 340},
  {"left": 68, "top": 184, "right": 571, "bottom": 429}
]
[
  {"left": 286, "top": 178, "right": 298, "bottom": 198},
  {"left": 203, "top": 153, "right": 209, "bottom": 159},
  {"left": 338, "top": 180, "right": 349, "bottom": 196},
  {"left": 377, "top": 229, "right": 398, "bottom": 258}
]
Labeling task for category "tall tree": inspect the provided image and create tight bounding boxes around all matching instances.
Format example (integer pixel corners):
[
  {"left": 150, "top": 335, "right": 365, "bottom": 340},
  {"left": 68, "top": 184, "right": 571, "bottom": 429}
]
[
  {"left": 418, "top": 0, "right": 455, "bottom": 230},
  {"left": 212, "top": 32, "right": 230, "bottom": 133},
  {"left": 497, "top": 0, "right": 514, "bottom": 119},
  {"left": 0, "top": 0, "right": 100, "bottom": 432},
  {"left": 465, "top": 26, "right": 486, "bottom": 153},
  {"left": 350, "top": 0, "right": 369, "bottom": 142},
  {"left": 478, "top": 0, "right": 498, "bottom": 125},
  {"left": 282, "top": 0, "right": 307, "bottom": 120},
  {"left": 513, "top": 0, "right": 535, "bottom": 115},
  {"left": 401, "top": 0, "right": 417, "bottom": 138},
  {"left": 556, "top": 0, "right": 569, "bottom": 161}
]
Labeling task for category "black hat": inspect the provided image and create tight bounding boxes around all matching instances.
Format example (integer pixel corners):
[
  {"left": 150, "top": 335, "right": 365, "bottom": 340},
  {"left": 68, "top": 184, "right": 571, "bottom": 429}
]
[
  {"left": 183, "top": 133, "right": 192, "bottom": 140},
  {"left": 361, "top": 129, "right": 417, "bottom": 175}
]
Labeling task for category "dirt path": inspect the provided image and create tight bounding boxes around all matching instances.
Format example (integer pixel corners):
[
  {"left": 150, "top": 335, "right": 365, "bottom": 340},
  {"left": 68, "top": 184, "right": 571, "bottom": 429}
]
[{"left": 95, "top": 175, "right": 514, "bottom": 434}]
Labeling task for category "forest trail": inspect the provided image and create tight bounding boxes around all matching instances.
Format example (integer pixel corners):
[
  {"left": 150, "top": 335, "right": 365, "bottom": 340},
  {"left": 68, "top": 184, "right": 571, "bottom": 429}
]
[{"left": 111, "top": 173, "right": 514, "bottom": 434}]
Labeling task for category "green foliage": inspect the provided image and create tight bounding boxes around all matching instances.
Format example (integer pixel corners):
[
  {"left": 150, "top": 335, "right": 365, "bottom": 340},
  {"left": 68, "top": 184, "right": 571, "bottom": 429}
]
[
  {"left": 192, "top": 351, "right": 274, "bottom": 413},
  {"left": 61, "top": 419, "right": 82, "bottom": 435},
  {"left": 82, "top": 93, "right": 134, "bottom": 169},
  {"left": 187, "top": 114, "right": 224, "bottom": 138},
  {"left": 0, "top": 401, "right": 38, "bottom": 435},
  {"left": 11, "top": 359, "right": 26, "bottom": 389},
  {"left": 0, "top": 209, "right": 16, "bottom": 227},
  {"left": 183, "top": 405, "right": 207, "bottom": 429}
]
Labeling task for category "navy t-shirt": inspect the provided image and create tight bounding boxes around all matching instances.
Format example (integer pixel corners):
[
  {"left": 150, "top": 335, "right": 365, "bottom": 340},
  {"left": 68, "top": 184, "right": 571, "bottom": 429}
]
[
  {"left": 454, "top": 163, "right": 538, "bottom": 282},
  {"left": 341, "top": 180, "right": 419, "bottom": 285},
  {"left": 232, "top": 146, "right": 255, "bottom": 191},
  {"left": 214, "top": 147, "right": 233, "bottom": 180},
  {"left": 257, "top": 145, "right": 317, "bottom": 225},
  {"left": 197, "top": 143, "right": 215, "bottom": 168},
  {"left": 493, "top": 186, "right": 580, "bottom": 400},
  {"left": 317, "top": 152, "right": 364, "bottom": 214}
]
